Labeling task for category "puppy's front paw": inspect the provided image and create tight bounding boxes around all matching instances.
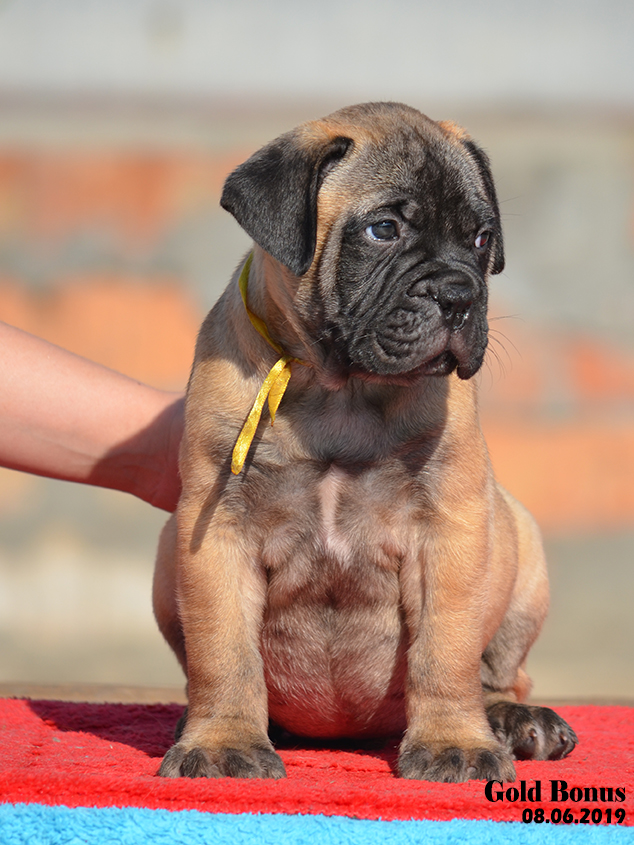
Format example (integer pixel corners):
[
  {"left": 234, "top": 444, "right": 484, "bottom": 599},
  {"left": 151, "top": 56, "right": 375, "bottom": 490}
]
[
  {"left": 398, "top": 742, "right": 516, "bottom": 783},
  {"left": 158, "top": 742, "right": 287, "bottom": 779},
  {"left": 487, "top": 702, "right": 577, "bottom": 761}
]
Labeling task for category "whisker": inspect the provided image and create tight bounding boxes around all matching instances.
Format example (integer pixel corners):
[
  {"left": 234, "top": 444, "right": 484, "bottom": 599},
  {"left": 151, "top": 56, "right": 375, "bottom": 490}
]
[
  {"left": 489, "top": 313, "right": 523, "bottom": 323},
  {"left": 489, "top": 327, "right": 521, "bottom": 363},
  {"left": 483, "top": 341, "right": 507, "bottom": 385}
]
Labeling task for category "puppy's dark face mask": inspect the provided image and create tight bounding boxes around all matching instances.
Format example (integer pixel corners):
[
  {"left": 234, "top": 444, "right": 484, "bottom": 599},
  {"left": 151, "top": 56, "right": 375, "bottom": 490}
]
[
  {"left": 316, "top": 138, "right": 501, "bottom": 382},
  {"left": 221, "top": 103, "right": 504, "bottom": 383}
]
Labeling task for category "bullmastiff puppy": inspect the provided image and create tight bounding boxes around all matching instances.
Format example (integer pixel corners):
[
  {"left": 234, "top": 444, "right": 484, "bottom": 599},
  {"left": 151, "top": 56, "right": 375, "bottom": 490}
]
[{"left": 153, "top": 102, "right": 577, "bottom": 782}]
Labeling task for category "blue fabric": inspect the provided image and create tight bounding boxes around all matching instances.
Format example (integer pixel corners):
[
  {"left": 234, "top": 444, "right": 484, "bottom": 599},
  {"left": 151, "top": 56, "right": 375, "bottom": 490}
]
[{"left": 0, "top": 804, "right": 631, "bottom": 844}]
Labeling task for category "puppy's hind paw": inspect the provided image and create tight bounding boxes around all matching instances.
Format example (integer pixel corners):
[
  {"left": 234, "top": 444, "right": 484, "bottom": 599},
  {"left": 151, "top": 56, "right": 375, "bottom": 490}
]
[
  {"left": 158, "top": 742, "right": 287, "bottom": 779},
  {"left": 486, "top": 702, "right": 577, "bottom": 761}
]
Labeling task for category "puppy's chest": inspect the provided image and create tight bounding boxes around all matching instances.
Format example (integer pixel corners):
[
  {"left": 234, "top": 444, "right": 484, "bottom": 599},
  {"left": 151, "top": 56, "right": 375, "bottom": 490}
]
[
  {"left": 257, "top": 463, "right": 414, "bottom": 669},
  {"left": 256, "top": 464, "right": 414, "bottom": 736},
  {"left": 259, "top": 464, "right": 414, "bottom": 589},
  {"left": 316, "top": 465, "right": 365, "bottom": 562}
]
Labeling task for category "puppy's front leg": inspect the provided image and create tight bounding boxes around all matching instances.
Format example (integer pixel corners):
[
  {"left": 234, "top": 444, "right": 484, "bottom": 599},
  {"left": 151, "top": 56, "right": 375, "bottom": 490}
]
[
  {"left": 399, "top": 525, "right": 516, "bottom": 783},
  {"left": 159, "top": 498, "right": 286, "bottom": 779}
]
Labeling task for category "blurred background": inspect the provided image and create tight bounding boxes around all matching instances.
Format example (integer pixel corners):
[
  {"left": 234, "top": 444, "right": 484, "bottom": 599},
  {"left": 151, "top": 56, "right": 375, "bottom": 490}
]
[{"left": 0, "top": 0, "right": 633, "bottom": 702}]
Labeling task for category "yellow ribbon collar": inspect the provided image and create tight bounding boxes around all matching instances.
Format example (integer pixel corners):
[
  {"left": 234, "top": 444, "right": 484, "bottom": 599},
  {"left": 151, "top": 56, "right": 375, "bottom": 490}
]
[{"left": 231, "top": 253, "right": 308, "bottom": 474}]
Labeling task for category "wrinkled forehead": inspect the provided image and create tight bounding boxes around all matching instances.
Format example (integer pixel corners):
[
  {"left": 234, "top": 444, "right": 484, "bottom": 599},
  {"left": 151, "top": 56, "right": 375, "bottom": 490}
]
[{"left": 317, "top": 122, "right": 490, "bottom": 227}]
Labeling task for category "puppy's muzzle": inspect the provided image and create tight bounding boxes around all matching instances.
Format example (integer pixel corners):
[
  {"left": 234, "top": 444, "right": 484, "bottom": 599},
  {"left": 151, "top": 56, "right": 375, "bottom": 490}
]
[{"left": 344, "top": 267, "right": 486, "bottom": 381}]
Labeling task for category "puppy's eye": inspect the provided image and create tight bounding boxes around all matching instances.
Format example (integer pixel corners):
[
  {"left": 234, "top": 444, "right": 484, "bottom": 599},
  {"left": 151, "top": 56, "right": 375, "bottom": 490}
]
[
  {"left": 474, "top": 231, "right": 491, "bottom": 250},
  {"left": 366, "top": 220, "right": 399, "bottom": 241}
]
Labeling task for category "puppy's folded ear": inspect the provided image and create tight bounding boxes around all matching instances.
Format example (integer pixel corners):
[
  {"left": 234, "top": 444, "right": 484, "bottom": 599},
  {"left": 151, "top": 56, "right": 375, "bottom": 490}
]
[
  {"left": 439, "top": 121, "right": 505, "bottom": 276},
  {"left": 221, "top": 129, "right": 352, "bottom": 276},
  {"left": 462, "top": 140, "right": 505, "bottom": 275}
]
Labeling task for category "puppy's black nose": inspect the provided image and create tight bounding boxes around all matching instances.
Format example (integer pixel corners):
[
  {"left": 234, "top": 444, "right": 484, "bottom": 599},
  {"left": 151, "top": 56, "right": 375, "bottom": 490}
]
[{"left": 431, "top": 283, "right": 473, "bottom": 331}]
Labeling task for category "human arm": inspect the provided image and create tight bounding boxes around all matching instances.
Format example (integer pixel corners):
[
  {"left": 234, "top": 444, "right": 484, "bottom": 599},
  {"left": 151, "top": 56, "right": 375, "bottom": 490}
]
[{"left": 0, "top": 321, "right": 184, "bottom": 511}]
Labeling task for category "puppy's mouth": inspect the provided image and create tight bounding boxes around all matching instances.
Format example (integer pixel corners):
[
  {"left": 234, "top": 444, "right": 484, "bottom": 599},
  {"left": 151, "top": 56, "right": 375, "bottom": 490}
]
[
  {"left": 415, "top": 342, "right": 485, "bottom": 380},
  {"left": 323, "top": 326, "right": 486, "bottom": 386},
  {"left": 345, "top": 349, "right": 471, "bottom": 386},
  {"left": 418, "top": 349, "right": 460, "bottom": 377}
]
